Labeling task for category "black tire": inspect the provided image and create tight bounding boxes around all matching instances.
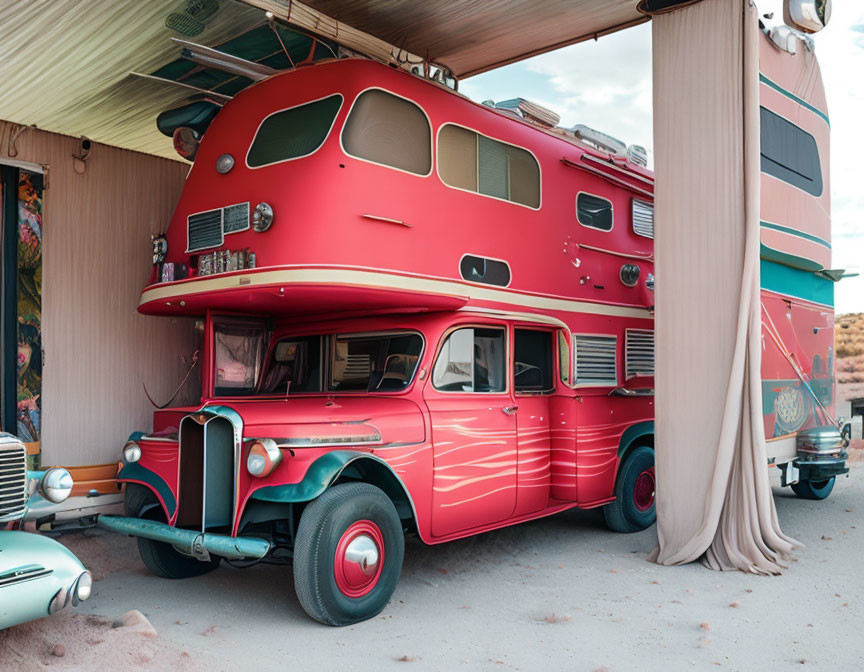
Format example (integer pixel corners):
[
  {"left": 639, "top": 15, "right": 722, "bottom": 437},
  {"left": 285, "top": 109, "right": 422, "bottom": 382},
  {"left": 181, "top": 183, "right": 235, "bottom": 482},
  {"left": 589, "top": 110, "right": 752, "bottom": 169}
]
[
  {"left": 604, "top": 445, "right": 656, "bottom": 533},
  {"left": 124, "top": 483, "right": 221, "bottom": 579},
  {"left": 293, "top": 483, "right": 404, "bottom": 626},
  {"left": 791, "top": 477, "right": 835, "bottom": 500}
]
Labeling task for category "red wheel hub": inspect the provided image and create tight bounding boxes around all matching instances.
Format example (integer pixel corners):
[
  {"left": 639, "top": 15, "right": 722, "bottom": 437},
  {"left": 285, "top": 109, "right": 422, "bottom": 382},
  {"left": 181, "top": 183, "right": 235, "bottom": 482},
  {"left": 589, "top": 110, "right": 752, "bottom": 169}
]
[
  {"left": 334, "top": 520, "right": 384, "bottom": 598},
  {"left": 633, "top": 467, "right": 656, "bottom": 512}
]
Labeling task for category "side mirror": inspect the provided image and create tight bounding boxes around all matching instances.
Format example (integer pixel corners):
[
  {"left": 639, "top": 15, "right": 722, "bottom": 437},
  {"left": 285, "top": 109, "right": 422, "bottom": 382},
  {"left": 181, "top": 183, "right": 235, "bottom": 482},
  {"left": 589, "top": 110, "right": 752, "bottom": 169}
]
[{"left": 784, "top": 0, "right": 832, "bottom": 34}]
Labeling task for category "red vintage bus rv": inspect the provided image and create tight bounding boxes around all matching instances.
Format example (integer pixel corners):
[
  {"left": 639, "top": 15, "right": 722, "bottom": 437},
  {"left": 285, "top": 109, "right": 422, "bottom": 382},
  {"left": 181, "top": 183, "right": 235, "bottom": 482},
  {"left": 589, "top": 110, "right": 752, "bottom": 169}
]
[{"left": 99, "top": 20, "right": 846, "bottom": 625}]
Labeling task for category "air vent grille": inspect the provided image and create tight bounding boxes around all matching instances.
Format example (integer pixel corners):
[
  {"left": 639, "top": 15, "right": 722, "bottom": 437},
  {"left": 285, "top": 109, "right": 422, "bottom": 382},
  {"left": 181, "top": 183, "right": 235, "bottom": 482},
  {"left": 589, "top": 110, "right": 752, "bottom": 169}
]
[
  {"left": 222, "top": 203, "right": 250, "bottom": 233},
  {"left": 187, "top": 209, "right": 223, "bottom": 252},
  {"left": 0, "top": 440, "right": 27, "bottom": 522},
  {"left": 626, "top": 329, "right": 655, "bottom": 378},
  {"left": 575, "top": 335, "right": 617, "bottom": 386},
  {"left": 632, "top": 199, "right": 654, "bottom": 239}
]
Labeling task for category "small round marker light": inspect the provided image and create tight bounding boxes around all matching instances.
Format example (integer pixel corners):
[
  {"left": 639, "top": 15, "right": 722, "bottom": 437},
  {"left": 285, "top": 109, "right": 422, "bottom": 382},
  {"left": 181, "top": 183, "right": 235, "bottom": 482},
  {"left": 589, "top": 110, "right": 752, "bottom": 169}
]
[
  {"left": 39, "top": 468, "right": 74, "bottom": 504},
  {"left": 216, "top": 153, "right": 235, "bottom": 174},
  {"left": 252, "top": 202, "right": 274, "bottom": 232},
  {"left": 246, "top": 438, "right": 282, "bottom": 477}
]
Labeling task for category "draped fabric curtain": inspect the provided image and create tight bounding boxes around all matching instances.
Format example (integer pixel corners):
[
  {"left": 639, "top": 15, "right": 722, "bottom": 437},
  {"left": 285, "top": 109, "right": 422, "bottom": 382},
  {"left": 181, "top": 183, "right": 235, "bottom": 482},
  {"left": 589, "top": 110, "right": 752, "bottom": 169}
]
[{"left": 650, "top": 0, "right": 798, "bottom": 573}]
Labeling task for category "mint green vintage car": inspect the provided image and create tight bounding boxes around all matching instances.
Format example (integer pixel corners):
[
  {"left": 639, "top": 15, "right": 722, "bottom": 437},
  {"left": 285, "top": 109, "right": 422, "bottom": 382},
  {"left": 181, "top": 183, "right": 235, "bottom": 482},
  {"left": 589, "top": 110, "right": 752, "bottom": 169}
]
[{"left": 0, "top": 433, "right": 92, "bottom": 630}]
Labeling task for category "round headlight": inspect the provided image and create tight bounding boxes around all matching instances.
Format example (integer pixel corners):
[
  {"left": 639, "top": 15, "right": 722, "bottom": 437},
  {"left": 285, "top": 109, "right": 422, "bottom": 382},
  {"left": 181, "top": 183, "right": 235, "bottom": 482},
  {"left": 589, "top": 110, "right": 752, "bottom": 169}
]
[
  {"left": 246, "top": 438, "right": 282, "bottom": 478},
  {"left": 216, "top": 153, "right": 235, "bottom": 174},
  {"left": 172, "top": 126, "right": 200, "bottom": 161},
  {"left": 620, "top": 263, "right": 641, "bottom": 287},
  {"left": 72, "top": 571, "right": 93, "bottom": 605},
  {"left": 123, "top": 440, "right": 142, "bottom": 463},
  {"left": 39, "top": 467, "right": 74, "bottom": 504},
  {"left": 252, "top": 202, "right": 274, "bottom": 232}
]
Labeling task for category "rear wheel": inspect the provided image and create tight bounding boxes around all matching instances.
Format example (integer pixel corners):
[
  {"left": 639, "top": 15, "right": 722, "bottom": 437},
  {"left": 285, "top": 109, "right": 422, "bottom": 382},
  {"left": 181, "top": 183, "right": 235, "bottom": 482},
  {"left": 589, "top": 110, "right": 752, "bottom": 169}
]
[
  {"left": 604, "top": 445, "right": 656, "bottom": 533},
  {"left": 791, "top": 477, "right": 835, "bottom": 500},
  {"left": 124, "top": 484, "right": 220, "bottom": 579},
  {"left": 293, "top": 482, "right": 404, "bottom": 626}
]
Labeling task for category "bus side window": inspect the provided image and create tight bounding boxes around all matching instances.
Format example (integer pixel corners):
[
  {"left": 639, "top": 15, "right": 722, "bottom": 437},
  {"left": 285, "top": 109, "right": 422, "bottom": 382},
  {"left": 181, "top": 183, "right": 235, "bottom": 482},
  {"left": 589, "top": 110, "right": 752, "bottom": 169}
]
[
  {"left": 432, "top": 327, "right": 506, "bottom": 393},
  {"left": 514, "top": 329, "right": 554, "bottom": 393}
]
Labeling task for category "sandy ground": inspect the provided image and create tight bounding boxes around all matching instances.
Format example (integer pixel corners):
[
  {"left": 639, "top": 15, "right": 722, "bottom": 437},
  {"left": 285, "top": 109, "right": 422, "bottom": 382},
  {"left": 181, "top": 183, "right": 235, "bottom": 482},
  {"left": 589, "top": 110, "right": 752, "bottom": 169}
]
[{"left": 2, "top": 459, "right": 863, "bottom": 672}]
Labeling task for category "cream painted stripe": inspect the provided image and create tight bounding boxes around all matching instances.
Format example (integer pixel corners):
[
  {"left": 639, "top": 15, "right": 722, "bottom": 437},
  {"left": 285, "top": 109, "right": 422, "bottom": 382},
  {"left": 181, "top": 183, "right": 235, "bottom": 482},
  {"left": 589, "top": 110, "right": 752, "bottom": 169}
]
[{"left": 140, "top": 268, "right": 653, "bottom": 320}]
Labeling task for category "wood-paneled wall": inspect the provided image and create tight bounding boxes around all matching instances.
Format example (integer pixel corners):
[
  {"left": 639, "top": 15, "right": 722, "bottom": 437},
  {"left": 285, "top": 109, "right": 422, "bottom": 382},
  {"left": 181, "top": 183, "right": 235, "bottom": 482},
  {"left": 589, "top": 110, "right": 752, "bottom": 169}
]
[{"left": 0, "top": 121, "right": 199, "bottom": 467}]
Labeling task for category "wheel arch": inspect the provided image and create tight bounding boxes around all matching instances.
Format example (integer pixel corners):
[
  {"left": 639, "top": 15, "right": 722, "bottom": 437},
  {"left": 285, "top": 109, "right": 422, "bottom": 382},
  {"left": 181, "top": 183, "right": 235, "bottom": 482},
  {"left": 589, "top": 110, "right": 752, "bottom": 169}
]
[{"left": 617, "top": 421, "right": 655, "bottom": 463}]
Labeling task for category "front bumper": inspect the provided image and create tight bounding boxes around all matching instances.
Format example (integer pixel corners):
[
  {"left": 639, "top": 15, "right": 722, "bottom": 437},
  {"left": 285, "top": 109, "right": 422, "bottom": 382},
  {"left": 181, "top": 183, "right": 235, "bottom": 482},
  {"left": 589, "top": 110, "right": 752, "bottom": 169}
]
[
  {"left": 98, "top": 515, "right": 271, "bottom": 560},
  {"left": 796, "top": 452, "right": 849, "bottom": 482}
]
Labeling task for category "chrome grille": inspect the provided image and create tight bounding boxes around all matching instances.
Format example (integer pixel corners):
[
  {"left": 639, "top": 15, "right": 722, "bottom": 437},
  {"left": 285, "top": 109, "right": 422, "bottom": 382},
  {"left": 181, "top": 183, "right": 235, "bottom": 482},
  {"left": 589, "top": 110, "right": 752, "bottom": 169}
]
[
  {"left": 187, "top": 208, "right": 223, "bottom": 252},
  {"left": 575, "top": 335, "right": 617, "bottom": 386},
  {"left": 0, "top": 437, "right": 28, "bottom": 522},
  {"left": 632, "top": 199, "right": 654, "bottom": 239},
  {"left": 626, "top": 329, "right": 655, "bottom": 378}
]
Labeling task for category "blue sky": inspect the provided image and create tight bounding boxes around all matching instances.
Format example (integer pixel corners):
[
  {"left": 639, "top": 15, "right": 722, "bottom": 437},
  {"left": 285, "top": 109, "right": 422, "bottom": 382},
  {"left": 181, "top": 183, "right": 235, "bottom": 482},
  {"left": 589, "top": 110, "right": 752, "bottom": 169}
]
[{"left": 460, "top": 1, "right": 863, "bottom": 315}]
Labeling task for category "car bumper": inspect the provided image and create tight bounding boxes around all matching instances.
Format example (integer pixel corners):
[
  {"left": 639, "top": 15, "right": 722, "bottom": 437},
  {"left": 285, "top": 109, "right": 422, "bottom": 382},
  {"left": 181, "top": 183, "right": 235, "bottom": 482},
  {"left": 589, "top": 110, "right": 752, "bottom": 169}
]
[
  {"left": 97, "top": 515, "right": 271, "bottom": 560},
  {"left": 796, "top": 451, "right": 849, "bottom": 482},
  {"left": 0, "top": 531, "right": 90, "bottom": 630}
]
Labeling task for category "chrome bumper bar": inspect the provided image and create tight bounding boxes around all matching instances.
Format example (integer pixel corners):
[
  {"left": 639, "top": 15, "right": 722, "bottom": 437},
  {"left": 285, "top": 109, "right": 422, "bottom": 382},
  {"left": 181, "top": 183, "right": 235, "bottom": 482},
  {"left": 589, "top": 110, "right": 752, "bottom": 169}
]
[{"left": 98, "top": 515, "right": 271, "bottom": 560}]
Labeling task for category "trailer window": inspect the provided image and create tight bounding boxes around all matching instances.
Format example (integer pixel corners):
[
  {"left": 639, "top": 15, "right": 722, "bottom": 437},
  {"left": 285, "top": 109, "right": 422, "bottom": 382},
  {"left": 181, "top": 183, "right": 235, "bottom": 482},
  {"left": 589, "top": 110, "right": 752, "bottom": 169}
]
[
  {"left": 246, "top": 94, "right": 343, "bottom": 168},
  {"left": 760, "top": 107, "right": 822, "bottom": 196},
  {"left": 342, "top": 90, "right": 431, "bottom": 175},
  {"left": 438, "top": 124, "right": 540, "bottom": 208},
  {"left": 331, "top": 333, "right": 423, "bottom": 392},
  {"left": 514, "top": 330, "right": 554, "bottom": 393},
  {"left": 433, "top": 327, "right": 506, "bottom": 393},
  {"left": 577, "top": 193, "right": 613, "bottom": 231}
]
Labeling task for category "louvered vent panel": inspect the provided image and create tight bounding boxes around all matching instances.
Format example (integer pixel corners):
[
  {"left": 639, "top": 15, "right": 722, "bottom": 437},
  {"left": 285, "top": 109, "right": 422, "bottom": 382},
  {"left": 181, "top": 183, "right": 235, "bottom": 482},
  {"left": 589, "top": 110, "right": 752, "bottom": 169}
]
[
  {"left": 0, "top": 442, "right": 27, "bottom": 522},
  {"left": 632, "top": 199, "right": 654, "bottom": 239},
  {"left": 575, "top": 335, "right": 617, "bottom": 386},
  {"left": 187, "top": 209, "right": 223, "bottom": 252},
  {"left": 626, "top": 330, "right": 655, "bottom": 378},
  {"left": 222, "top": 203, "right": 249, "bottom": 233}
]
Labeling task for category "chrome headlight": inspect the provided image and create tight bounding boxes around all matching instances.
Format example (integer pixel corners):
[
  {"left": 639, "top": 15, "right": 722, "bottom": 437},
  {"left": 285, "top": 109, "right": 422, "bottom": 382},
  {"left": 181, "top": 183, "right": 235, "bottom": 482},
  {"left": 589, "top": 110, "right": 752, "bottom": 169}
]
[
  {"left": 39, "top": 467, "right": 73, "bottom": 504},
  {"left": 72, "top": 571, "right": 93, "bottom": 606},
  {"left": 246, "top": 438, "right": 282, "bottom": 478},
  {"left": 252, "top": 202, "right": 274, "bottom": 232},
  {"left": 123, "top": 440, "right": 142, "bottom": 463}
]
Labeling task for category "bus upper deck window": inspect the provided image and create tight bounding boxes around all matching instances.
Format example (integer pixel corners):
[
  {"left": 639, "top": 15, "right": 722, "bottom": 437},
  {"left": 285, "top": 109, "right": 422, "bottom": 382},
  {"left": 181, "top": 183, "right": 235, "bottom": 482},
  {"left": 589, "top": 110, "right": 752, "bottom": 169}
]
[
  {"left": 342, "top": 89, "right": 432, "bottom": 175},
  {"left": 246, "top": 94, "right": 343, "bottom": 168},
  {"left": 438, "top": 124, "right": 540, "bottom": 209}
]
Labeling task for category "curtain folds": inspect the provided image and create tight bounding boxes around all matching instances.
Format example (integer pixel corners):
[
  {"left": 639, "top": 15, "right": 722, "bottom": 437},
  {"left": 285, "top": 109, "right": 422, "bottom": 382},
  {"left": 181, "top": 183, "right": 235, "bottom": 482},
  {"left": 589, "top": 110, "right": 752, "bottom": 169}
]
[{"left": 650, "top": 0, "right": 799, "bottom": 574}]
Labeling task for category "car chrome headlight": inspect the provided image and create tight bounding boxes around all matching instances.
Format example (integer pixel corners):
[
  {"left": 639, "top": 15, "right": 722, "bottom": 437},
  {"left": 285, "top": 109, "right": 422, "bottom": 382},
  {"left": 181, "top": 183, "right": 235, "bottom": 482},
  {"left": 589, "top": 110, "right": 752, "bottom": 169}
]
[
  {"left": 39, "top": 467, "right": 74, "bottom": 504},
  {"left": 246, "top": 438, "right": 282, "bottom": 478},
  {"left": 72, "top": 571, "right": 93, "bottom": 606},
  {"left": 123, "top": 440, "right": 142, "bottom": 463}
]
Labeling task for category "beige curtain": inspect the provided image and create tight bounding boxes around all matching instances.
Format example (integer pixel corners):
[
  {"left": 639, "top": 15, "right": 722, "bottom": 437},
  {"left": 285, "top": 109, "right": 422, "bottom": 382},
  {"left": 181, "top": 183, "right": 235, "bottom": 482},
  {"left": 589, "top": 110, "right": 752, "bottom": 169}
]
[{"left": 650, "top": 0, "right": 798, "bottom": 574}]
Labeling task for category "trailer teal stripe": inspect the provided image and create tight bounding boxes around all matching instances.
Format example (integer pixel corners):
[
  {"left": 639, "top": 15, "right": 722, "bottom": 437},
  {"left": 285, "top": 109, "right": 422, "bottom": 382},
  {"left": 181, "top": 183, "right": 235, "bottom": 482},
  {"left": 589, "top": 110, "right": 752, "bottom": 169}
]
[
  {"left": 760, "top": 221, "right": 831, "bottom": 249},
  {"left": 759, "top": 73, "right": 830, "bottom": 127},
  {"left": 760, "top": 259, "right": 833, "bottom": 307}
]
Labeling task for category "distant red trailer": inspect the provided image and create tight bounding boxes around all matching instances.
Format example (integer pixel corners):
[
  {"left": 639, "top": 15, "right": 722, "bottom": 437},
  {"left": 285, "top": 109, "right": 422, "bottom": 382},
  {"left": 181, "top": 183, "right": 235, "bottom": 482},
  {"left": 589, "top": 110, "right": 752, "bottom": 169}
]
[{"left": 99, "top": 24, "right": 846, "bottom": 625}]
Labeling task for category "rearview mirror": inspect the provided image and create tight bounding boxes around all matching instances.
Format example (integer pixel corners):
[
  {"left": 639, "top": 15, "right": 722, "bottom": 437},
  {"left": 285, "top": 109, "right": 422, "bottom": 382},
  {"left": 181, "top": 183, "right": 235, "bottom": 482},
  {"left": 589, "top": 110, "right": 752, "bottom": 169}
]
[{"left": 784, "top": 0, "right": 831, "bottom": 33}]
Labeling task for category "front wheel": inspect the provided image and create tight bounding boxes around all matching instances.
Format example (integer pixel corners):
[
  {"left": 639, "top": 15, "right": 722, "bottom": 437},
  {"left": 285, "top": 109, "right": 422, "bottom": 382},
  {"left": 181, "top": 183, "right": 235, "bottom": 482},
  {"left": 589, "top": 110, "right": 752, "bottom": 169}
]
[
  {"left": 604, "top": 445, "right": 656, "bottom": 533},
  {"left": 125, "top": 484, "right": 221, "bottom": 579},
  {"left": 293, "top": 482, "right": 404, "bottom": 626},
  {"left": 791, "top": 477, "right": 835, "bottom": 500}
]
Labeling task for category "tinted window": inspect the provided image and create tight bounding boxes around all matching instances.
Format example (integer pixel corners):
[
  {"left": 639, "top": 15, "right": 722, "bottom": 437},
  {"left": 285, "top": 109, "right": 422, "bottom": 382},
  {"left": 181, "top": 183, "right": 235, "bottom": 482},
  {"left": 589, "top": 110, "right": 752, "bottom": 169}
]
[
  {"left": 213, "top": 321, "right": 267, "bottom": 396},
  {"left": 460, "top": 255, "right": 511, "bottom": 286},
  {"left": 261, "top": 336, "right": 323, "bottom": 394},
  {"left": 342, "top": 90, "right": 431, "bottom": 175},
  {"left": 433, "top": 327, "right": 506, "bottom": 393},
  {"left": 331, "top": 333, "right": 423, "bottom": 392},
  {"left": 247, "top": 95, "right": 342, "bottom": 168},
  {"left": 514, "top": 330, "right": 554, "bottom": 393},
  {"left": 760, "top": 107, "right": 822, "bottom": 196},
  {"left": 438, "top": 124, "right": 540, "bottom": 208},
  {"left": 577, "top": 193, "right": 613, "bottom": 231}
]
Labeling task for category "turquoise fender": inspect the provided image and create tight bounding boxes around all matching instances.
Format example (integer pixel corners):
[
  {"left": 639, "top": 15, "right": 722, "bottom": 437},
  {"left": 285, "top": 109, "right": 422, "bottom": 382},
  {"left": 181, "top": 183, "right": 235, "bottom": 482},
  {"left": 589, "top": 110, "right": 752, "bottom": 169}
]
[
  {"left": 117, "top": 462, "right": 177, "bottom": 518},
  {"left": 617, "top": 421, "right": 655, "bottom": 457},
  {"left": 250, "top": 450, "right": 410, "bottom": 505}
]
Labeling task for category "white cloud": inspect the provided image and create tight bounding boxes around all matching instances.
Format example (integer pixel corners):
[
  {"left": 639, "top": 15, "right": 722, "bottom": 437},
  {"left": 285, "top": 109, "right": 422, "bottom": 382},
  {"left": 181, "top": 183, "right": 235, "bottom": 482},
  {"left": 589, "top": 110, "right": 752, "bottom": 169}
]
[{"left": 461, "top": 3, "right": 864, "bottom": 313}]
